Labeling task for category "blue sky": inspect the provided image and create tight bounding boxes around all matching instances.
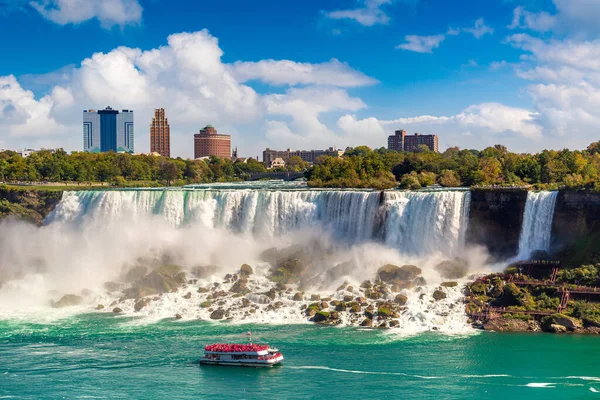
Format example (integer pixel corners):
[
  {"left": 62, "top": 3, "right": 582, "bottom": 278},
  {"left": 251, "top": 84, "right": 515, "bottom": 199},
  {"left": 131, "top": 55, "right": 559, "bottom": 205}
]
[{"left": 0, "top": 0, "right": 598, "bottom": 158}]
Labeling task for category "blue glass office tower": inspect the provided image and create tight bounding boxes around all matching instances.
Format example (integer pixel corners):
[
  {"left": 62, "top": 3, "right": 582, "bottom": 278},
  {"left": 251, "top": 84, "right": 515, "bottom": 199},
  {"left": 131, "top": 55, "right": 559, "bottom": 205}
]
[{"left": 83, "top": 106, "right": 134, "bottom": 153}]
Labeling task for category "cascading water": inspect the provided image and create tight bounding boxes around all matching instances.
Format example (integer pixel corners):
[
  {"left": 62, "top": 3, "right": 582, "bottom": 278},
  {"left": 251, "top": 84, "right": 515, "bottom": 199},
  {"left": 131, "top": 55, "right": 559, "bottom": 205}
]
[
  {"left": 48, "top": 188, "right": 471, "bottom": 253},
  {"left": 517, "top": 191, "right": 558, "bottom": 259},
  {"left": 383, "top": 191, "right": 471, "bottom": 256},
  {"left": 3, "top": 186, "right": 478, "bottom": 333}
]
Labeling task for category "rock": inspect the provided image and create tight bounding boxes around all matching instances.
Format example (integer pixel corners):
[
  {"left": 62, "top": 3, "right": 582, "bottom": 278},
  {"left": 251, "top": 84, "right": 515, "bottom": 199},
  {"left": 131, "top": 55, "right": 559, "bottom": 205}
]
[
  {"left": 364, "top": 310, "right": 375, "bottom": 319},
  {"left": 305, "top": 308, "right": 317, "bottom": 317},
  {"left": 330, "top": 300, "right": 340, "bottom": 307},
  {"left": 230, "top": 278, "right": 249, "bottom": 294},
  {"left": 212, "top": 290, "right": 229, "bottom": 299},
  {"left": 320, "top": 301, "right": 329, "bottom": 309},
  {"left": 377, "top": 264, "right": 422, "bottom": 283},
  {"left": 183, "top": 292, "right": 192, "bottom": 299},
  {"left": 543, "top": 314, "right": 582, "bottom": 332},
  {"left": 349, "top": 303, "right": 361, "bottom": 313},
  {"left": 197, "top": 287, "right": 210, "bottom": 293},
  {"left": 356, "top": 297, "right": 367, "bottom": 305},
  {"left": 336, "top": 281, "right": 349, "bottom": 292},
  {"left": 365, "top": 288, "right": 382, "bottom": 300},
  {"left": 440, "top": 281, "right": 458, "bottom": 288},
  {"left": 175, "top": 314, "right": 182, "bottom": 320},
  {"left": 377, "top": 307, "right": 392, "bottom": 318},
  {"left": 389, "top": 320, "right": 400, "bottom": 328},
  {"left": 241, "top": 298, "right": 251, "bottom": 307},
  {"left": 335, "top": 302, "right": 347, "bottom": 311},
  {"left": 435, "top": 259, "right": 468, "bottom": 279},
  {"left": 360, "top": 318, "right": 373, "bottom": 327},
  {"left": 394, "top": 294, "right": 408, "bottom": 306},
  {"left": 109, "top": 300, "right": 118, "bottom": 307},
  {"left": 174, "top": 272, "right": 187, "bottom": 284},
  {"left": 210, "top": 309, "right": 225, "bottom": 320},
  {"left": 343, "top": 295, "right": 353, "bottom": 302},
  {"left": 240, "top": 264, "right": 254, "bottom": 276},
  {"left": 310, "top": 294, "right": 321, "bottom": 301},
  {"left": 313, "top": 311, "right": 329, "bottom": 323},
  {"left": 548, "top": 324, "right": 568, "bottom": 333},
  {"left": 112, "top": 307, "right": 123, "bottom": 313},
  {"left": 96, "top": 304, "right": 105, "bottom": 310},
  {"left": 413, "top": 277, "right": 427, "bottom": 286},
  {"left": 432, "top": 290, "right": 447, "bottom": 301},
  {"left": 104, "top": 281, "right": 122, "bottom": 292},
  {"left": 346, "top": 286, "right": 354, "bottom": 293},
  {"left": 125, "top": 266, "right": 148, "bottom": 283},
  {"left": 187, "top": 279, "right": 198, "bottom": 285},
  {"left": 53, "top": 294, "right": 84, "bottom": 308},
  {"left": 270, "top": 258, "right": 309, "bottom": 284},
  {"left": 200, "top": 301, "right": 211, "bottom": 308},
  {"left": 190, "top": 265, "right": 219, "bottom": 278},
  {"left": 293, "top": 292, "right": 304, "bottom": 301},
  {"left": 134, "top": 298, "right": 150, "bottom": 312},
  {"left": 360, "top": 280, "right": 372, "bottom": 289},
  {"left": 264, "top": 289, "right": 277, "bottom": 300},
  {"left": 483, "top": 318, "right": 537, "bottom": 332}
]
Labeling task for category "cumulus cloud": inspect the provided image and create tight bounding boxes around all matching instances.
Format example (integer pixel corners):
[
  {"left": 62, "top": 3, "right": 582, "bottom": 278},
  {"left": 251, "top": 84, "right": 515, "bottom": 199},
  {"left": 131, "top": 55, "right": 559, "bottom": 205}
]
[
  {"left": 463, "top": 18, "right": 494, "bottom": 38},
  {"left": 336, "top": 103, "right": 542, "bottom": 150},
  {"left": 509, "top": 0, "right": 600, "bottom": 36},
  {"left": 397, "top": 18, "right": 492, "bottom": 53},
  {"left": 325, "top": 0, "right": 393, "bottom": 26},
  {"left": 30, "top": 0, "right": 142, "bottom": 28},
  {"left": 229, "top": 59, "right": 378, "bottom": 88},
  {"left": 396, "top": 34, "right": 446, "bottom": 53},
  {"left": 0, "top": 30, "right": 382, "bottom": 157}
]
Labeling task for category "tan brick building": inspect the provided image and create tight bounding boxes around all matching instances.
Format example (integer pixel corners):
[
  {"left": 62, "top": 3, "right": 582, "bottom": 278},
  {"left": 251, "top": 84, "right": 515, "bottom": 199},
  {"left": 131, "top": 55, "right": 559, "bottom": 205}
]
[
  {"left": 194, "top": 125, "right": 231, "bottom": 159},
  {"left": 150, "top": 108, "right": 170, "bottom": 157}
]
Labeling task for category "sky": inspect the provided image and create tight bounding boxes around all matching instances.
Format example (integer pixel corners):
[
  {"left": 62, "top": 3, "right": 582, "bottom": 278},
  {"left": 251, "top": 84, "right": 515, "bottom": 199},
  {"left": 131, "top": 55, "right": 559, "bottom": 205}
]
[{"left": 0, "top": 0, "right": 599, "bottom": 158}]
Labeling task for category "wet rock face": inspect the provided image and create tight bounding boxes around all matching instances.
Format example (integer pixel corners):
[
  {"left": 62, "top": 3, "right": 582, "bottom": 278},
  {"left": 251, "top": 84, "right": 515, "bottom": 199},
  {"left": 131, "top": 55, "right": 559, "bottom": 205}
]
[
  {"left": 240, "top": 264, "right": 254, "bottom": 276},
  {"left": 52, "top": 294, "right": 83, "bottom": 308},
  {"left": 134, "top": 298, "right": 149, "bottom": 312},
  {"left": 435, "top": 260, "right": 469, "bottom": 280},
  {"left": 466, "top": 189, "right": 528, "bottom": 261},
  {"left": 210, "top": 309, "right": 225, "bottom": 320},
  {"left": 432, "top": 289, "right": 447, "bottom": 301},
  {"left": 230, "top": 278, "right": 248, "bottom": 294},
  {"left": 377, "top": 265, "right": 422, "bottom": 283},
  {"left": 482, "top": 318, "right": 540, "bottom": 332},
  {"left": 123, "top": 265, "right": 186, "bottom": 299}
]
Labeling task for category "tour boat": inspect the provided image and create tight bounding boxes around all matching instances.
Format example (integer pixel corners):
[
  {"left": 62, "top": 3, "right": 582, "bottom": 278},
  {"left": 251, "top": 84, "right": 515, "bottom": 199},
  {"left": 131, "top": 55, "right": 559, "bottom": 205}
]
[{"left": 200, "top": 334, "right": 284, "bottom": 367}]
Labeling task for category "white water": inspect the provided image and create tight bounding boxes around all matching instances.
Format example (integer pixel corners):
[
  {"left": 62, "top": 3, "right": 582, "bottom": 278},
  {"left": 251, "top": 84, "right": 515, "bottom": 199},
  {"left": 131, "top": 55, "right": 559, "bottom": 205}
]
[
  {"left": 0, "top": 187, "right": 480, "bottom": 334},
  {"left": 517, "top": 191, "right": 558, "bottom": 259}
]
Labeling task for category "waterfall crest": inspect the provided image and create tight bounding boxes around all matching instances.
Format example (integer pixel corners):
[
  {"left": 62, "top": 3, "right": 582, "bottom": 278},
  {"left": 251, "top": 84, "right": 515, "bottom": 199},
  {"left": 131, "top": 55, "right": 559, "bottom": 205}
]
[{"left": 48, "top": 188, "right": 471, "bottom": 255}]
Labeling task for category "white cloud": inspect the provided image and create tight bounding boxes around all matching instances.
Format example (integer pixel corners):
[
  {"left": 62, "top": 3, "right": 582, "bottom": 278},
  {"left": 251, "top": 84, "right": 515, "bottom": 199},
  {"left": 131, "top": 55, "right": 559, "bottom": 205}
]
[
  {"left": 397, "top": 18, "right": 492, "bottom": 54},
  {"left": 396, "top": 34, "right": 446, "bottom": 53},
  {"left": 506, "top": 31, "right": 600, "bottom": 147},
  {"left": 30, "top": 0, "right": 142, "bottom": 28},
  {"left": 0, "top": 30, "right": 381, "bottom": 157},
  {"left": 463, "top": 18, "right": 494, "bottom": 38},
  {"left": 508, "top": 6, "right": 556, "bottom": 32},
  {"left": 336, "top": 102, "right": 543, "bottom": 150},
  {"left": 325, "top": 0, "right": 392, "bottom": 26},
  {"left": 228, "top": 59, "right": 378, "bottom": 88}
]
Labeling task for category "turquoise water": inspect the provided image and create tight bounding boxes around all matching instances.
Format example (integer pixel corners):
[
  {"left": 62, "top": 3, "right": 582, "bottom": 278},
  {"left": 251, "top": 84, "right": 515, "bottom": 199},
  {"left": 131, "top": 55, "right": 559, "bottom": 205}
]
[{"left": 1, "top": 315, "right": 599, "bottom": 399}]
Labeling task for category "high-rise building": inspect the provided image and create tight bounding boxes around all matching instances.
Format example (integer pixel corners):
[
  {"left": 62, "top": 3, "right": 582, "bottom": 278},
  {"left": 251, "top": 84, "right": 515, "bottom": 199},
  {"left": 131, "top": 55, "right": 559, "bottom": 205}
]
[
  {"left": 262, "top": 147, "right": 345, "bottom": 165},
  {"left": 387, "top": 130, "right": 438, "bottom": 152},
  {"left": 150, "top": 108, "right": 170, "bottom": 157},
  {"left": 83, "top": 106, "right": 134, "bottom": 153},
  {"left": 194, "top": 125, "right": 231, "bottom": 159}
]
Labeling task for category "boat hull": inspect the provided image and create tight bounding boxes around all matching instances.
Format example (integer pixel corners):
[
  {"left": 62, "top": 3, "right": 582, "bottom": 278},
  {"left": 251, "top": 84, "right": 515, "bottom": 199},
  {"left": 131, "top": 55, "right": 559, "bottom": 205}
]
[{"left": 200, "top": 359, "right": 283, "bottom": 368}]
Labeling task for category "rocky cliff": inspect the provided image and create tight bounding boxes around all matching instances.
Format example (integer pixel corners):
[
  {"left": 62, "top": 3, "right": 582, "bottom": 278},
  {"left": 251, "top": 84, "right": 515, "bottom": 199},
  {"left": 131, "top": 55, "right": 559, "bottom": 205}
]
[
  {"left": 0, "top": 187, "right": 63, "bottom": 225},
  {"left": 466, "top": 189, "right": 528, "bottom": 261}
]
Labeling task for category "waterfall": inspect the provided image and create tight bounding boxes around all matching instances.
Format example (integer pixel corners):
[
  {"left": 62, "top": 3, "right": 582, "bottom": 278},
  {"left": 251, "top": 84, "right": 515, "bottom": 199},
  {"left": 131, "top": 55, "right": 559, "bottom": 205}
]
[
  {"left": 383, "top": 191, "right": 471, "bottom": 256},
  {"left": 47, "top": 188, "right": 471, "bottom": 255},
  {"left": 517, "top": 191, "right": 558, "bottom": 259}
]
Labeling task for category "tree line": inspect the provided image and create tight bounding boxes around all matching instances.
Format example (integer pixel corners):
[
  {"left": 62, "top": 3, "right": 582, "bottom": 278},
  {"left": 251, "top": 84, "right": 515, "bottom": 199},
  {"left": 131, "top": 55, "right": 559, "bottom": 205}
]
[
  {"left": 2, "top": 141, "right": 600, "bottom": 189},
  {"left": 306, "top": 142, "right": 600, "bottom": 190},
  {"left": 0, "top": 150, "right": 309, "bottom": 186}
]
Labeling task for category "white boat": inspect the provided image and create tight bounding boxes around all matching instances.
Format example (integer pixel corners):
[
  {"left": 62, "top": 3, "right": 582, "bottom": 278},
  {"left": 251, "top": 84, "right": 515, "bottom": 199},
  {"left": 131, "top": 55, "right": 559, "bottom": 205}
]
[
  {"left": 200, "top": 343, "right": 284, "bottom": 367},
  {"left": 200, "top": 334, "right": 284, "bottom": 368}
]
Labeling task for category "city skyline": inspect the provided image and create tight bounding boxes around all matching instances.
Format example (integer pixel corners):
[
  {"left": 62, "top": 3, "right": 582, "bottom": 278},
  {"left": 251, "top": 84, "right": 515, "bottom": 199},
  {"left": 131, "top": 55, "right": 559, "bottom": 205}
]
[
  {"left": 150, "top": 108, "right": 170, "bottom": 157},
  {"left": 1, "top": 1, "right": 599, "bottom": 158}
]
